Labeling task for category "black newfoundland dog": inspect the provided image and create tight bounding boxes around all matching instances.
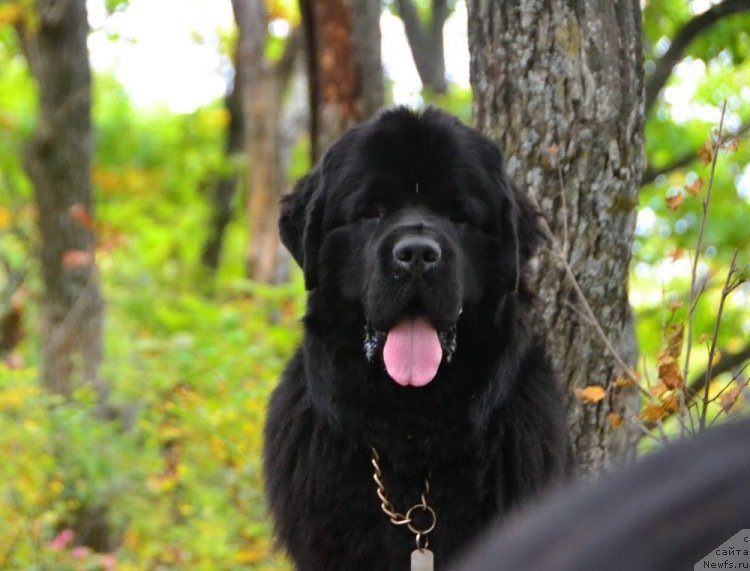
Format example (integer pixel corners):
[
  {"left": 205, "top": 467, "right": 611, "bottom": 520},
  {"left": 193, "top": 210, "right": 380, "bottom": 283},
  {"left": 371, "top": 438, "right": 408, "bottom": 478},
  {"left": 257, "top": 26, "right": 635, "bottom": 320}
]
[{"left": 264, "top": 107, "right": 571, "bottom": 570}]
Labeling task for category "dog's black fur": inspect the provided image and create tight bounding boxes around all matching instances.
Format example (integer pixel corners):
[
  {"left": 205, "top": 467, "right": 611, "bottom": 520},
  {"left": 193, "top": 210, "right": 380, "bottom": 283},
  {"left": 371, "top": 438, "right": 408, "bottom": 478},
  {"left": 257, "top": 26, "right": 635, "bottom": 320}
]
[
  {"left": 264, "top": 107, "right": 571, "bottom": 570},
  {"left": 449, "top": 418, "right": 750, "bottom": 571}
]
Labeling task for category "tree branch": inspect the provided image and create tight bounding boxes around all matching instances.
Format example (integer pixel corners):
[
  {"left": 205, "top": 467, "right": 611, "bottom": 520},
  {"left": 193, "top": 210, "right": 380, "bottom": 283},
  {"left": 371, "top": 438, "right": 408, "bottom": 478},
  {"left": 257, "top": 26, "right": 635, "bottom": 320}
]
[
  {"left": 396, "top": 0, "right": 429, "bottom": 70},
  {"left": 677, "top": 100, "right": 727, "bottom": 436},
  {"left": 231, "top": 0, "right": 267, "bottom": 67},
  {"left": 641, "top": 121, "right": 750, "bottom": 186},
  {"left": 645, "top": 0, "right": 750, "bottom": 115},
  {"left": 688, "top": 341, "right": 750, "bottom": 397},
  {"left": 644, "top": 342, "right": 750, "bottom": 432},
  {"left": 699, "top": 250, "right": 740, "bottom": 429},
  {"left": 642, "top": 152, "right": 698, "bottom": 187}
]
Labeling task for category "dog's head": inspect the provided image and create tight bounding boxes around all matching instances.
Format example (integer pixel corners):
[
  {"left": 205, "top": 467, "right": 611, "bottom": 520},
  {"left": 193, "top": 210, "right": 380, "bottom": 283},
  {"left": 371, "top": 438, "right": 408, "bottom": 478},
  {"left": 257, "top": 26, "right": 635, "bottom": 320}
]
[{"left": 280, "top": 107, "right": 541, "bottom": 387}]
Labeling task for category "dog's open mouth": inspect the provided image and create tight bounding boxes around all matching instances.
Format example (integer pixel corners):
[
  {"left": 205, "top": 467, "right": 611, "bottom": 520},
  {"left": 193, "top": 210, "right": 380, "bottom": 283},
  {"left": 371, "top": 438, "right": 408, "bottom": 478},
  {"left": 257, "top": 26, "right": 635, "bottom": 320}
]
[{"left": 364, "top": 319, "right": 457, "bottom": 387}]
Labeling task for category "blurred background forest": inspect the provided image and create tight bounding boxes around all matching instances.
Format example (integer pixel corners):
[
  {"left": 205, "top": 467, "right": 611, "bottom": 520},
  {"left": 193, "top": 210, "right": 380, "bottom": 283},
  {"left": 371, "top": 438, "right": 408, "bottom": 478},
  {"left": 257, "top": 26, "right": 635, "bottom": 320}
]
[{"left": 0, "top": 0, "right": 749, "bottom": 569}]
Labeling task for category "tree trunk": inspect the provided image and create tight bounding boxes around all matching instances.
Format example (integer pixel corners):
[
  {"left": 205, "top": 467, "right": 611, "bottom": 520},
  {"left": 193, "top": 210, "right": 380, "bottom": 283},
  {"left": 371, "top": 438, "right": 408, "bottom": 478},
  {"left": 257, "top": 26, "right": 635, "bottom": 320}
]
[
  {"left": 232, "top": 0, "right": 301, "bottom": 283},
  {"left": 200, "top": 46, "right": 245, "bottom": 274},
  {"left": 19, "top": 0, "right": 105, "bottom": 404},
  {"left": 467, "top": 0, "right": 645, "bottom": 476},
  {"left": 244, "top": 74, "right": 284, "bottom": 282},
  {"left": 396, "top": 0, "right": 448, "bottom": 93},
  {"left": 300, "top": 0, "right": 384, "bottom": 161}
]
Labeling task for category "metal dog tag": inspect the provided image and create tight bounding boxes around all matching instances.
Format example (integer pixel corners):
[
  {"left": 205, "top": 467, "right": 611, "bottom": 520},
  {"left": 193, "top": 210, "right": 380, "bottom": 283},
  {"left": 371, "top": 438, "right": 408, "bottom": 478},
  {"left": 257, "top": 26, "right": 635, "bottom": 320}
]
[{"left": 411, "top": 548, "right": 434, "bottom": 571}]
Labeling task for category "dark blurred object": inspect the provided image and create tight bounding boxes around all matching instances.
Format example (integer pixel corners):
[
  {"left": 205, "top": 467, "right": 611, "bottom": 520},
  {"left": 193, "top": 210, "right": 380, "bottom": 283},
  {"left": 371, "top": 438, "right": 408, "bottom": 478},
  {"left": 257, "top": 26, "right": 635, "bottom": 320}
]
[
  {"left": 450, "top": 418, "right": 750, "bottom": 571},
  {"left": 0, "top": 291, "right": 24, "bottom": 355}
]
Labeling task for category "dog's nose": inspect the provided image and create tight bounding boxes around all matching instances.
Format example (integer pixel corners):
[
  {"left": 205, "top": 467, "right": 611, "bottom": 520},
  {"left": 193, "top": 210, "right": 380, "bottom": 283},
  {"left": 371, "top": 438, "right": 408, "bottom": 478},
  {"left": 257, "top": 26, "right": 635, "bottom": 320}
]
[{"left": 393, "top": 235, "right": 441, "bottom": 272}]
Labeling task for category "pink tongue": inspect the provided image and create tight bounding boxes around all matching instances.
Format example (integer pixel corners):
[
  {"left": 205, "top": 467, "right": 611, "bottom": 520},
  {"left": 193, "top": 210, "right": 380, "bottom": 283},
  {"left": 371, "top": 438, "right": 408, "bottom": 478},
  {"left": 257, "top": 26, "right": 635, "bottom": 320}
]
[{"left": 383, "top": 318, "right": 442, "bottom": 387}]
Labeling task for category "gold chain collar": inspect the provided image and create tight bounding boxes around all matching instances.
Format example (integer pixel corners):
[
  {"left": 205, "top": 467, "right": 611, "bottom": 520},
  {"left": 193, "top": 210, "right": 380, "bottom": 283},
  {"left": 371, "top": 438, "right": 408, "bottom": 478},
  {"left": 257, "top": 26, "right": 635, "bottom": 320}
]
[{"left": 370, "top": 447, "right": 437, "bottom": 551}]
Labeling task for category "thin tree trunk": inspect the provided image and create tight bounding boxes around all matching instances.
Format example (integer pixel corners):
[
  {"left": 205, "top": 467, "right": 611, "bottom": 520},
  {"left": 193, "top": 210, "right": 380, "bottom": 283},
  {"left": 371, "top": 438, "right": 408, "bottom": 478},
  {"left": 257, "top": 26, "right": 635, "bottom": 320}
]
[
  {"left": 275, "top": 63, "right": 309, "bottom": 283},
  {"left": 245, "top": 77, "right": 283, "bottom": 282},
  {"left": 232, "top": 0, "right": 301, "bottom": 283},
  {"left": 19, "top": 0, "right": 105, "bottom": 404},
  {"left": 396, "top": 0, "right": 448, "bottom": 93},
  {"left": 300, "top": 0, "right": 384, "bottom": 162},
  {"left": 18, "top": 0, "right": 112, "bottom": 550},
  {"left": 467, "top": 0, "right": 645, "bottom": 476},
  {"left": 201, "top": 46, "right": 245, "bottom": 273}
]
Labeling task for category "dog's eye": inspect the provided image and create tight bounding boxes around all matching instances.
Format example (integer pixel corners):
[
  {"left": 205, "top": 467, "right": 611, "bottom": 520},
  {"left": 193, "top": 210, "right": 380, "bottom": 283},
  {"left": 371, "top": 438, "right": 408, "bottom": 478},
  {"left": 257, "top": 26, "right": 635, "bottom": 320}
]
[
  {"left": 449, "top": 210, "right": 469, "bottom": 225},
  {"left": 359, "top": 205, "right": 385, "bottom": 220}
]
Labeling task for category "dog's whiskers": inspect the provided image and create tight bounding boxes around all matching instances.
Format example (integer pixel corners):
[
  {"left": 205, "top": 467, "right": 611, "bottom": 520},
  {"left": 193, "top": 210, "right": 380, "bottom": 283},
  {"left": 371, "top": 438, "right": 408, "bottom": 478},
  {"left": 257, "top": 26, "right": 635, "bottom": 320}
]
[
  {"left": 439, "top": 326, "right": 458, "bottom": 363},
  {"left": 364, "top": 323, "right": 384, "bottom": 362}
]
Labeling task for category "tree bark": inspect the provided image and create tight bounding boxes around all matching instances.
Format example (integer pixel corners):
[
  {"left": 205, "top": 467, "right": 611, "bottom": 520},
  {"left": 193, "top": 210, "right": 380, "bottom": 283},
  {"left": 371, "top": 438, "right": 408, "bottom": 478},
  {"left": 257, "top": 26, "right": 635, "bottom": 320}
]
[
  {"left": 467, "top": 0, "right": 645, "bottom": 476},
  {"left": 19, "top": 0, "right": 105, "bottom": 404},
  {"left": 300, "top": 0, "right": 384, "bottom": 162}
]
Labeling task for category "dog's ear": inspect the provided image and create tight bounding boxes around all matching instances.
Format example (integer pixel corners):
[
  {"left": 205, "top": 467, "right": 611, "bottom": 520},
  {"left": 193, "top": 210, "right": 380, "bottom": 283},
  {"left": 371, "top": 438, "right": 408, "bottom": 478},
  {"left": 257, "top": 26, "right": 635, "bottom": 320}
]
[
  {"left": 475, "top": 135, "right": 544, "bottom": 291},
  {"left": 476, "top": 134, "right": 544, "bottom": 291},
  {"left": 279, "top": 170, "right": 324, "bottom": 290},
  {"left": 500, "top": 175, "right": 544, "bottom": 293},
  {"left": 507, "top": 178, "right": 544, "bottom": 264}
]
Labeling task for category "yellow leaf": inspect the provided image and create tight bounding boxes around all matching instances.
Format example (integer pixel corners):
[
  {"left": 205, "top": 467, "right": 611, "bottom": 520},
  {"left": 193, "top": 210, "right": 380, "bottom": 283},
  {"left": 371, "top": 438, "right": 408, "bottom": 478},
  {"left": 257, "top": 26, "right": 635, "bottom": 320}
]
[
  {"left": 661, "top": 393, "right": 681, "bottom": 413},
  {"left": 235, "top": 541, "right": 269, "bottom": 564},
  {"left": 0, "top": 386, "right": 39, "bottom": 412},
  {"left": 199, "top": 108, "right": 230, "bottom": 130},
  {"left": 667, "top": 324, "right": 684, "bottom": 359},
  {"left": 50, "top": 479, "right": 64, "bottom": 495},
  {"left": 684, "top": 177, "right": 703, "bottom": 195},
  {"left": 92, "top": 167, "right": 120, "bottom": 192},
  {"left": 658, "top": 354, "right": 683, "bottom": 390},
  {"left": 641, "top": 402, "right": 668, "bottom": 423},
  {"left": 665, "top": 193, "right": 684, "bottom": 210},
  {"left": 649, "top": 381, "right": 668, "bottom": 398},
  {"left": 267, "top": 0, "right": 300, "bottom": 24},
  {"left": 722, "top": 137, "right": 739, "bottom": 153},
  {"left": 613, "top": 377, "right": 636, "bottom": 390},
  {"left": 719, "top": 386, "right": 742, "bottom": 412},
  {"left": 575, "top": 385, "right": 607, "bottom": 404},
  {"left": 0, "top": 207, "right": 10, "bottom": 230},
  {"left": 0, "top": 4, "right": 23, "bottom": 27},
  {"left": 0, "top": 112, "right": 16, "bottom": 130},
  {"left": 697, "top": 139, "right": 713, "bottom": 165},
  {"left": 179, "top": 503, "right": 194, "bottom": 517},
  {"left": 698, "top": 333, "right": 714, "bottom": 345}
]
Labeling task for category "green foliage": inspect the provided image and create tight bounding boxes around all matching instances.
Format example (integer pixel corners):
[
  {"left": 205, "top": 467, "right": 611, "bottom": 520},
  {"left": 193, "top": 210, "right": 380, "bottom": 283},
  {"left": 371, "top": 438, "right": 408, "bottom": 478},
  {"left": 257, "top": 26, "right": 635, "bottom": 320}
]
[
  {"left": 636, "top": 7, "right": 750, "bottom": 440},
  {"left": 1, "top": 43, "right": 297, "bottom": 568},
  {"left": 104, "top": 0, "right": 129, "bottom": 14},
  {"left": 686, "top": 14, "right": 750, "bottom": 65},
  {"left": 422, "top": 85, "right": 472, "bottom": 124},
  {"left": 0, "top": 26, "right": 35, "bottom": 203},
  {"left": 0, "top": 281, "right": 300, "bottom": 568},
  {"left": 642, "top": 0, "right": 692, "bottom": 54}
]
